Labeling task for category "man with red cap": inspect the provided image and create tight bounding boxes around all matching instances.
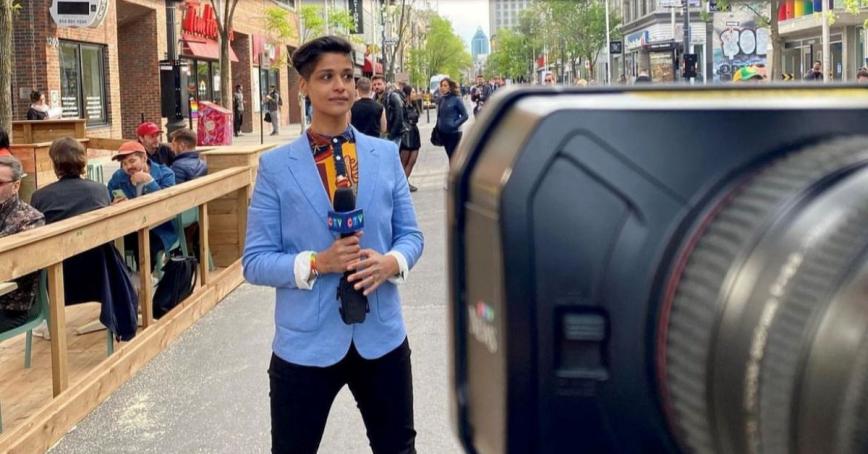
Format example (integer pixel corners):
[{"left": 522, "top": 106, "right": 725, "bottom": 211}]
[
  {"left": 107, "top": 141, "right": 177, "bottom": 270},
  {"left": 136, "top": 122, "right": 175, "bottom": 166}
]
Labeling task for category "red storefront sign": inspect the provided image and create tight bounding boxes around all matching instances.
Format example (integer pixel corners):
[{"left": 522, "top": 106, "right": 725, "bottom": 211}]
[{"left": 182, "top": 1, "right": 233, "bottom": 41}]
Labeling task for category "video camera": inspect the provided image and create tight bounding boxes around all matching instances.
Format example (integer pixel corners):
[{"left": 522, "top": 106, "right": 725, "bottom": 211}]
[{"left": 448, "top": 85, "right": 868, "bottom": 453}]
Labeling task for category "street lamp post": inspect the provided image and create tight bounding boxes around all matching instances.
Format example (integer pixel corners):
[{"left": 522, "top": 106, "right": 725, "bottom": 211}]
[{"left": 605, "top": 0, "right": 612, "bottom": 84}]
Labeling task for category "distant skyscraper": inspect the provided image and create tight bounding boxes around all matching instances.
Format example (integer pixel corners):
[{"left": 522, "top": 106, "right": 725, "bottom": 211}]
[
  {"left": 489, "top": 0, "right": 532, "bottom": 36},
  {"left": 471, "top": 27, "right": 490, "bottom": 60}
]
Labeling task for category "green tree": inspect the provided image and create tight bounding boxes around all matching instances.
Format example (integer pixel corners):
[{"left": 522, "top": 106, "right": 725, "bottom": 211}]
[
  {"left": 486, "top": 28, "right": 534, "bottom": 81},
  {"left": 298, "top": 5, "right": 357, "bottom": 43},
  {"left": 409, "top": 15, "right": 471, "bottom": 86},
  {"left": 0, "top": 0, "right": 21, "bottom": 131},
  {"left": 208, "top": 0, "right": 241, "bottom": 109}
]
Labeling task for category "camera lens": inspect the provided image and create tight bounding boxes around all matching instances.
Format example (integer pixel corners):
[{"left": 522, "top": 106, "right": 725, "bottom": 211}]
[{"left": 658, "top": 136, "right": 868, "bottom": 454}]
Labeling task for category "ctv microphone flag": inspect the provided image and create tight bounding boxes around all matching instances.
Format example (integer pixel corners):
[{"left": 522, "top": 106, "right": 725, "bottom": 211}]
[{"left": 328, "top": 209, "right": 365, "bottom": 235}]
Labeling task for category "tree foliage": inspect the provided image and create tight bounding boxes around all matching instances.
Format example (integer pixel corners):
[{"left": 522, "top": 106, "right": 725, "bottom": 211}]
[
  {"left": 406, "top": 15, "right": 472, "bottom": 86},
  {"left": 487, "top": 0, "right": 620, "bottom": 82},
  {"left": 208, "top": 0, "right": 240, "bottom": 109},
  {"left": 298, "top": 5, "right": 357, "bottom": 43}
]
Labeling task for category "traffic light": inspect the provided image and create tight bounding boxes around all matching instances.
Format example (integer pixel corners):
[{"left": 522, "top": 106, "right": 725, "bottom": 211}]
[{"left": 683, "top": 53, "right": 698, "bottom": 79}]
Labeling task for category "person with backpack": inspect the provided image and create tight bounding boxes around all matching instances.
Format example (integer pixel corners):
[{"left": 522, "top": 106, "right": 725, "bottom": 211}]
[
  {"left": 400, "top": 84, "right": 421, "bottom": 192},
  {"left": 372, "top": 75, "right": 406, "bottom": 149}
]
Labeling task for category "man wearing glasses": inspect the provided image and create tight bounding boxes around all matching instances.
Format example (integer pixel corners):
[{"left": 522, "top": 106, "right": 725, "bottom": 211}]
[{"left": 0, "top": 156, "right": 45, "bottom": 331}]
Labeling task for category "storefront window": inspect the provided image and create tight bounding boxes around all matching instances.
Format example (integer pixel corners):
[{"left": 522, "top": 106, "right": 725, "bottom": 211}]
[
  {"left": 197, "top": 60, "right": 211, "bottom": 102},
  {"left": 212, "top": 61, "right": 222, "bottom": 105},
  {"left": 59, "top": 41, "right": 107, "bottom": 126}
]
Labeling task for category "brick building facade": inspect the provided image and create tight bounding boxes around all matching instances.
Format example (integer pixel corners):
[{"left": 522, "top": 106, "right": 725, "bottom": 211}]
[{"left": 12, "top": 0, "right": 300, "bottom": 140}]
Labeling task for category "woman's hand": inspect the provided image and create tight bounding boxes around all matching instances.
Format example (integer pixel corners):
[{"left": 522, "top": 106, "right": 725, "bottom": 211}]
[
  {"left": 347, "top": 249, "right": 399, "bottom": 296},
  {"left": 317, "top": 233, "right": 362, "bottom": 274}
]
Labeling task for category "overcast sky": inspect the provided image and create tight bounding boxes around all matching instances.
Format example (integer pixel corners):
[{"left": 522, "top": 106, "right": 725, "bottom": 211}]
[{"left": 435, "top": 0, "right": 490, "bottom": 51}]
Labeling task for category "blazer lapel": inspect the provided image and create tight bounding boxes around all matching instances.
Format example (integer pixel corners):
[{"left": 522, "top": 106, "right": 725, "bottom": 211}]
[
  {"left": 286, "top": 134, "right": 330, "bottom": 224},
  {"left": 353, "top": 127, "right": 380, "bottom": 215}
]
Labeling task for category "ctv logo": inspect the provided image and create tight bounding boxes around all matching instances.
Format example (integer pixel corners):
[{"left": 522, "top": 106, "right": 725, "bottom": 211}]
[
  {"left": 468, "top": 301, "right": 498, "bottom": 354},
  {"left": 327, "top": 209, "right": 365, "bottom": 234}
]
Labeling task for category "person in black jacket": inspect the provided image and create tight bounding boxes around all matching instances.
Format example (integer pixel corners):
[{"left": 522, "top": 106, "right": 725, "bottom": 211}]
[
  {"left": 29, "top": 137, "right": 139, "bottom": 341},
  {"left": 26, "top": 91, "right": 49, "bottom": 120},
  {"left": 350, "top": 77, "right": 386, "bottom": 137},
  {"left": 435, "top": 77, "right": 469, "bottom": 160},
  {"left": 400, "top": 84, "right": 421, "bottom": 192},
  {"left": 372, "top": 75, "right": 406, "bottom": 149},
  {"left": 168, "top": 128, "right": 207, "bottom": 184}
]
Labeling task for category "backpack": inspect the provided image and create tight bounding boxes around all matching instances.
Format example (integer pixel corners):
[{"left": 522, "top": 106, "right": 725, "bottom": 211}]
[
  {"left": 404, "top": 98, "right": 420, "bottom": 124},
  {"left": 153, "top": 255, "right": 198, "bottom": 319}
]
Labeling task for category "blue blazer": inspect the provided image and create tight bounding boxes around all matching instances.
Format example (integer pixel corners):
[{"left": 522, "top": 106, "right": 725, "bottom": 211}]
[{"left": 242, "top": 127, "right": 424, "bottom": 367}]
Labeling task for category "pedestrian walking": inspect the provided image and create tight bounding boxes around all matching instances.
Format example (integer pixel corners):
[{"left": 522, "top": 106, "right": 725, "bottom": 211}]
[
  {"left": 243, "top": 35, "right": 423, "bottom": 454},
  {"left": 26, "top": 91, "right": 49, "bottom": 120},
  {"left": 400, "top": 84, "right": 421, "bottom": 192},
  {"left": 350, "top": 77, "right": 386, "bottom": 138},
  {"left": 233, "top": 84, "right": 244, "bottom": 137},
  {"left": 372, "top": 75, "right": 407, "bottom": 149},
  {"left": 435, "top": 77, "right": 468, "bottom": 160},
  {"left": 265, "top": 85, "right": 282, "bottom": 136},
  {"left": 804, "top": 60, "right": 824, "bottom": 81}
]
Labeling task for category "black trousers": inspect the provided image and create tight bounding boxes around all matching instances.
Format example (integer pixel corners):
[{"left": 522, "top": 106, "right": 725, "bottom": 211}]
[
  {"left": 442, "top": 131, "right": 463, "bottom": 160},
  {"left": 269, "top": 338, "right": 416, "bottom": 454},
  {"left": 234, "top": 110, "right": 244, "bottom": 135},
  {"left": 123, "top": 231, "right": 165, "bottom": 272}
]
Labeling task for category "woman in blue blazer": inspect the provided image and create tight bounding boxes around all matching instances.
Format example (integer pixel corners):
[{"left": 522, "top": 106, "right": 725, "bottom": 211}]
[{"left": 242, "top": 36, "right": 423, "bottom": 454}]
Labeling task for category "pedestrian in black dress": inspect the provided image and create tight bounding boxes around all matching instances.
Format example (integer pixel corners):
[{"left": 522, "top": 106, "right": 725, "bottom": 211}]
[{"left": 400, "top": 84, "right": 421, "bottom": 192}]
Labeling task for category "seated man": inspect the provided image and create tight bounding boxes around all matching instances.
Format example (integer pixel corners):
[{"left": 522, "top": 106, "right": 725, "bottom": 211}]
[
  {"left": 169, "top": 128, "right": 207, "bottom": 184},
  {"left": 30, "top": 138, "right": 138, "bottom": 340},
  {"left": 0, "top": 156, "right": 45, "bottom": 331},
  {"left": 137, "top": 122, "right": 174, "bottom": 166},
  {"left": 108, "top": 141, "right": 177, "bottom": 271}
]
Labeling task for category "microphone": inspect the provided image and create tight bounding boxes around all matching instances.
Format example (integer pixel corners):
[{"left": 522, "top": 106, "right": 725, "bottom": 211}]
[{"left": 329, "top": 187, "right": 368, "bottom": 324}]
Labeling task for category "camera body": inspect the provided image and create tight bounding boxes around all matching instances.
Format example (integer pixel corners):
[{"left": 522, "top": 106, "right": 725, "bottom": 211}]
[{"left": 448, "top": 86, "right": 868, "bottom": 453}]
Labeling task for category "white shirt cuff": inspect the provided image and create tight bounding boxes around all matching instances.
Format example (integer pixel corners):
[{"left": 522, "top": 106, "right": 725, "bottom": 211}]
[
  {"left": 293, "top": 251, "right": 317, "bottom": 290},
  {"left": 386, "top": 251, "right": 409, "bottom": 285}
]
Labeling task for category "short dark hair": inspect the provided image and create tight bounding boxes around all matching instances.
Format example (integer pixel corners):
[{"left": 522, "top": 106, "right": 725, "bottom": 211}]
[
  {"left": 30, "top": 90, "right": 43, "bottom": 103},
  {"left": 170, "top": 128, "right": 197, "bottom": 149},
  {"left": 356, "top": 77, "right": 372, "bottom": 93},
  {"left": 371, "top": 74, "right": 386, "bottom": 82},
  {"left": 0, "top": 127, "right": 8, "bottom": 149},
  {"left": 291, "top": 35, "right": 353, "bottom": 79},
  {"left": 49, "top": 137, "right": 87, "bottom": 178}
]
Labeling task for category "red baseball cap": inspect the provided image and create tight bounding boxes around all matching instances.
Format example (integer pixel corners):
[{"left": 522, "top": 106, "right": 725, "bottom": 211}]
[
  {"left": 136, "top": 122, "right": 162, "bottom": 137},
  {"left": 113, "top": 141, "right": 147, "bottom": 161}
]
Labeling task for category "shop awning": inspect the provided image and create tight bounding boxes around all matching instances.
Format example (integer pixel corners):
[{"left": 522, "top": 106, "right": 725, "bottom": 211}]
[
  {"left": 182, "top": 33, "right": 239, "bottom": 62},
  {"left": 362, "top": 57, "right": 384, "bottom": 75}
]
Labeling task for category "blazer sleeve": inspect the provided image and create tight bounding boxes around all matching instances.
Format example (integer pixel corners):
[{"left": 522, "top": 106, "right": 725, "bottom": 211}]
[
  {"left": 242, "top": 165, "right": 300, "bottom": 288},
  {"left": 387, "top": 141, "right": 424, "bottom": 269}
]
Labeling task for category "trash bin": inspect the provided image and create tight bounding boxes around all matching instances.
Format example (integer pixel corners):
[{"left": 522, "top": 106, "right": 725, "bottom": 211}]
[{"left": 197, "top": 101, "right": 233, "bottom": 146}]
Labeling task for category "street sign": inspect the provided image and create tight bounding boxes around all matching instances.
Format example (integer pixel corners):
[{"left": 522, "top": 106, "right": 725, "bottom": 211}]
[
  {"left": 610, "top": 41, "right": 623, "bottom": 55},
  {"left": 50, "top": 0, "right": 109, "bottom": 28},
  {"left": 384, "top": 38, "right": 398, "bottom": 46},
  {"left": 782, "top": 73, "right": 795, "bottom": 81}
]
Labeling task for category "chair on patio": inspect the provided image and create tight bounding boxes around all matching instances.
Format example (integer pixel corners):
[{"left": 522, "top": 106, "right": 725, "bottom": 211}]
[{"left": 0, "top": 271, "right": 47, "bottom": 433}]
